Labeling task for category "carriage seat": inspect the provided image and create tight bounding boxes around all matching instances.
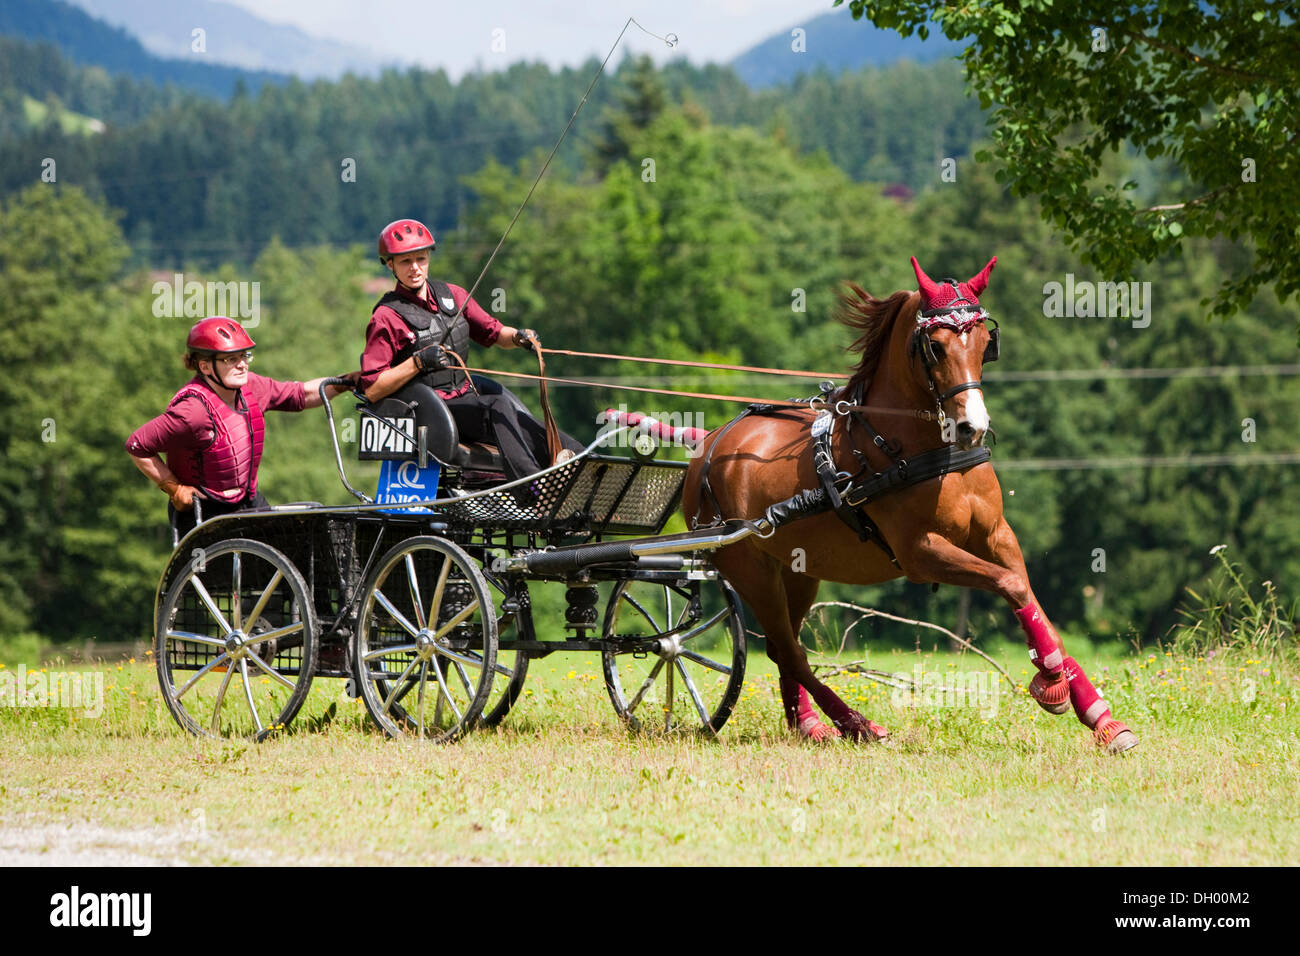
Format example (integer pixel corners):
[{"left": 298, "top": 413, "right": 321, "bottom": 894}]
[{"left": 360, "top": 381, "right": 506, "bottom": 474}]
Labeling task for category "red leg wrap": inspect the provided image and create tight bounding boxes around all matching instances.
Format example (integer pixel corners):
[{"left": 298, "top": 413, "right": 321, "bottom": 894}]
[
  {"left": 796, "top": 685, "right": 817, "bottom": 723},
  {"left": 1015, "top": 603, "right": 1063, "bottom": 676},
  {"left": 808, "top": 684, "right": 886, "bottom": 741},
  {"left": 1062, "top": 656, "right": 1110, "bottom": 729},
  {"left": 796, "top": 686, "right": 841, "bottom": 741}
]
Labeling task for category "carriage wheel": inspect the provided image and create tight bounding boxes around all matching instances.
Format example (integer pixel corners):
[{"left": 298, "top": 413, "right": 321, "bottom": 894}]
[
  {"left": 155, "top": 538, "right": 317, "bottom": 741},
  {"left": 354, "top": 537, "right": 497, "bottom": 742},
  {"left": 478, "top": 571, "right": 531, "bottom": 727},
  {"left": 601, "top": 576, "right": 746, "bottom": 735}
]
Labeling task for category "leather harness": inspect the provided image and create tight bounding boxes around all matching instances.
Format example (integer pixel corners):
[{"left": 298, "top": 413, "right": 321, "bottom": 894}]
[{"left": 693, "top": 310, "right": 1000, "bottom": 563}]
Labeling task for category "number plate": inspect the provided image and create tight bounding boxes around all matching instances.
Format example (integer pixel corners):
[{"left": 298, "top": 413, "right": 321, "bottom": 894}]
[
  {"left": 358, "top": 415, "right": 415, "bottom": 459},
  {"left": 811, "top": 410, "right": 833, "bottom": 438}
]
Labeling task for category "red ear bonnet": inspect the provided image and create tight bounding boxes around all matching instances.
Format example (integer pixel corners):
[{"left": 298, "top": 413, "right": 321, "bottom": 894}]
[
  {"left": 963, "top": 256, "right": 996, "bottom": 300},
  {"left": 911, "top": 255, "right": 997, "bottom": 311}
]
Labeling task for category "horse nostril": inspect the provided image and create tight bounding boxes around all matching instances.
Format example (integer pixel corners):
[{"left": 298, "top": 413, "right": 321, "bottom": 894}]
[{"left": 957, "top": 422, "right": 975, "bottom": 436}]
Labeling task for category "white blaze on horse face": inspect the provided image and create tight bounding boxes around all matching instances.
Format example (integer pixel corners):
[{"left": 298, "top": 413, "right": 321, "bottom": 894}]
[
  {"left": 961, "top": 389, "right": 991, "bottom": 435},
  {"left": 948, "top": 345, "right": 991, "bottom": 443}
]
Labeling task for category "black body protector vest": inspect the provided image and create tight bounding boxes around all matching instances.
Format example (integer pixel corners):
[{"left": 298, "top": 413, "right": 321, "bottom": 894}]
[{"left": 376, "top": 280, "right": 472, "bottom": 393}]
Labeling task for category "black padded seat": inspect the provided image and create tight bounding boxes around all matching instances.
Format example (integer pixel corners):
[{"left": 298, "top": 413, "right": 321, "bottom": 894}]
[
  {"left": 361, "top": 381, "right": 509, "bottom": 475},
  {"left": 456, "top": 441, "right": 505, "bottom": 471}
]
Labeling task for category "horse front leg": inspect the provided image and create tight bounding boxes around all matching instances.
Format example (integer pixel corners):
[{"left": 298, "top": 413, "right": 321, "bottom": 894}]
[{"left": 900, "top": 528, "right": 1138, "bottom": 754}]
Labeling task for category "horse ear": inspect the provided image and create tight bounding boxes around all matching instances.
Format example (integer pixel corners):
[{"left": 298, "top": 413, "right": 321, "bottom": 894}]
[
  {"left": 964, "top": 256, "right": 997, "bottom": 299},
  {"left": 910, "top": 256, "right": 943, "bottom": 305}
]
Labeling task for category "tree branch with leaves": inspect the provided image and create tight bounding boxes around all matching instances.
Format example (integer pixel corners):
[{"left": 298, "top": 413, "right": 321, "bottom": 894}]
[{"left": 838, "top": 0, "right": 1300, "bottom": 325}]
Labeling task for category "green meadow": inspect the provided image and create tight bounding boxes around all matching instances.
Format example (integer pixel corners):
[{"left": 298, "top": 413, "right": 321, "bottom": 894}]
[{"left": 2, "top": 634, "right": 1294, "bottom": 866}]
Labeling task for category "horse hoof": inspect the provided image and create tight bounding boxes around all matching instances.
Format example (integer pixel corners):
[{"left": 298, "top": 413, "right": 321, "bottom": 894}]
[
  {"left": 798, "top": 715, "right": 842, "bottom": 742},
  {"left": 834, "top": 712, "right": 889, "bottom": 743},
  {"left": 1028, "top": 672, "right": 1070, "bottom": 715},
  {"left": 1093, "top": 716, "right": 1138, "bottom": 755}
]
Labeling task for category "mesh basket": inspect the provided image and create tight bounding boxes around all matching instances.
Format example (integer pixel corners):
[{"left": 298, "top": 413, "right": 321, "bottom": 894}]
[{"left": 435, "top": 454, "right": 686, "bottom": 535}]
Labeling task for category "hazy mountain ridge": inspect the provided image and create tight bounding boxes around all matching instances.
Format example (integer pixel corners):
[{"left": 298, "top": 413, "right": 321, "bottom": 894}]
[
  {"left": 0, "top": 0, "right": 285, "bottom": 97},
  {"left": 63, "top": 0, "right": 389, "bottom": 79},
  {"left": 730, "top": 8, "right": 961, "bottom": 88}
]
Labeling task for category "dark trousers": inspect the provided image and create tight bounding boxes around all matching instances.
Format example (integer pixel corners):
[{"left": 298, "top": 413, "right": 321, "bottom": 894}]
[{"left": 445, "top": 376, "right": 582, "bottom": 482}]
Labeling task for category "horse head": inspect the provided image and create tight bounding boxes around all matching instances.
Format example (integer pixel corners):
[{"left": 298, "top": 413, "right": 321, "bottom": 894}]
[{"left": 909, "top": 256, "right": 999, "bottom": 449}]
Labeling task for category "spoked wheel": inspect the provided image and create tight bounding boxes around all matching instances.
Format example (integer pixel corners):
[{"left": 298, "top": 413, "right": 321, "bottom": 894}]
[
  {"left": 601, "top": 576, "right": 746, "bottom": 735},
  {"left": 478, "top": 571, "right": 531, "bottom": 727},
  {"left": 354, "top": 536, "right": 497, "bottom": 742},
  {"left": 155, "top": 538, "right": 317, "bottom": 741}
]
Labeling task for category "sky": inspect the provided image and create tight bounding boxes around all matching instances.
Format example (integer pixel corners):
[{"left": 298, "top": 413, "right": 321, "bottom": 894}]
[{"left": 218, "top": 0, "right": 840, "bottom": 78}]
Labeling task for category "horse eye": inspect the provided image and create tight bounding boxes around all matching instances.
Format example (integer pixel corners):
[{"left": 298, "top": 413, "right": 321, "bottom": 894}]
[{"left": 930, "top": 341, "right": 945, "bottom": 360}]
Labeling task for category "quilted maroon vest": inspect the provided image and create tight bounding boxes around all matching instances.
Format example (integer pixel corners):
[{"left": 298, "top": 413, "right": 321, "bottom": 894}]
[{"left": 167, "top": 380, "right": 266, "bottom": 502}]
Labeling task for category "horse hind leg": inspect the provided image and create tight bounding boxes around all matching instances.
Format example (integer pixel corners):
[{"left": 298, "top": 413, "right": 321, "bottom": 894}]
[
  {"left": 779, "top": 570, "right": 840, "bottom": 741},
  {"left": 710, "top": 545, "right": 807, "bottom": 734},
  {"left": 776, "top": 568, "right": 888, "bottom": 743}
]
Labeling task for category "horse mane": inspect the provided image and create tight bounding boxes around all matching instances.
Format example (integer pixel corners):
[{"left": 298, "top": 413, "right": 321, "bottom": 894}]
[{"left": 835, "top": 284, "right": 917, "bottom": 394}]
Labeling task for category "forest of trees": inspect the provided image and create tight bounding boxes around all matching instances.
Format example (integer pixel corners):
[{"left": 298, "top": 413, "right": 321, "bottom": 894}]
[
  {"left": 1, "top": 39, "right": 1296, "bottom": 652},
  {"left": 0, "top": 40, "right": 985, "bottom": 263}
]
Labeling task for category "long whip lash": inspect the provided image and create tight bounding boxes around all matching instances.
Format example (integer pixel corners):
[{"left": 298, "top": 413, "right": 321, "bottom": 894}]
[
  {"left": 458, "top": 18, "right": 677, "bottom": 311},
  {"left": 452, "top": 18, "right": 677, "bottom": 462}
]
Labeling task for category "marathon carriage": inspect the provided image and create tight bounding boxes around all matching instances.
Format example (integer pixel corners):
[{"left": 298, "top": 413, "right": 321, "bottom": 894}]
[{"left": 153, "top": 379, "right": 761, "bottom": 743}]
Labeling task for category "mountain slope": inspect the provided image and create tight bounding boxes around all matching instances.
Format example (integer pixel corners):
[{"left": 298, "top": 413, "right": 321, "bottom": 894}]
[
  {"left": 0, "top": 0, "right": 284, "bottom": 97},
  {"left": 731, "top": 8, "right": 961, "bottom": 88},
  {"left": 63, "top": 0, "right": 387, "bottom": 79}
]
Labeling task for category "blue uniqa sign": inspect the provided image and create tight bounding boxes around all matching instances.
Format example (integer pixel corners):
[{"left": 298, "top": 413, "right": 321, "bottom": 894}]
[{"left": 375, "top": 459, "right": 442, "bottom": 515}]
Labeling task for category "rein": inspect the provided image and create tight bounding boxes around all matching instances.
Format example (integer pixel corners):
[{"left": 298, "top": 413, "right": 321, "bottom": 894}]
[
  {"left": 533, "top": 346, "right": 563, "bottom": 464},
  {"left": 463, "top": 364, "right": 942, "bottom": 421},
  {"left": 537, "top": 347, "right": 843, "bottom": 380}
]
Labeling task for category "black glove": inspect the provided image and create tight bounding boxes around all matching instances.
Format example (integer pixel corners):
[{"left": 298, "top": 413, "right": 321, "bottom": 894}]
[
  {"left": 415, "top": 344, "right": 448, "bottom": 371},
  {"left": 514, "top": 328, "right": 539, "bottom": 352}
]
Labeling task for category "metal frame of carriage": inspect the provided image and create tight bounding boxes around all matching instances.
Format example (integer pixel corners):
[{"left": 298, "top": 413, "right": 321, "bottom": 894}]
[{"left": 152, "top": 378, "right": 774, "bottom": 743}]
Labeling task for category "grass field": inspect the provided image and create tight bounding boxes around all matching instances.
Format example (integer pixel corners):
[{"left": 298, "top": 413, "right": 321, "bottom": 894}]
[{"left": 2, "top": 635, "right": 1296, "bottom": 866}]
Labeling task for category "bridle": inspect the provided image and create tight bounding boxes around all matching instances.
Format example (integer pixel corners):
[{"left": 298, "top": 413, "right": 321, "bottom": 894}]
[{"left": 910, "top": 295, "right": 1001, "bottom": 425}]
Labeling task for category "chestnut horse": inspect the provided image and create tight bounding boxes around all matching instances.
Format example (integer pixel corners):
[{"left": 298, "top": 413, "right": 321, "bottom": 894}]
[{"left": 682, "top": 257, "right": 1137, "bottom": 754}]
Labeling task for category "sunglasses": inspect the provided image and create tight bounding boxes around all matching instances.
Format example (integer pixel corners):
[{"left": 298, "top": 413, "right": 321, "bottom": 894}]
[{"left": 215, "top": 351, "right": 254, "bottom": 367}]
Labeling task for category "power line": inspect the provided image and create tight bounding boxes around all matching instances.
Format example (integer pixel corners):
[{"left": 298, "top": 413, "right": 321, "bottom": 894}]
[
  {"left": 986, "top": 364, "right": 1300, "bottom": 382},
  {"left": 996, "top": 452, "right": 1300, "bottom": 471},
  {"left": 484, "top": 365, "right": 1300, "bottom": 387}
]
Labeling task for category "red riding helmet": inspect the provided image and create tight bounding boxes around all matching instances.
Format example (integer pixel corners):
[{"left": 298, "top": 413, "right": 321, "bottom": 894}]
[
  {"left": 187, "top": 316, "right": 256, "bottom": 355},
  {"left": 377, "top": 218, "right": 436, "bottom": 264}
]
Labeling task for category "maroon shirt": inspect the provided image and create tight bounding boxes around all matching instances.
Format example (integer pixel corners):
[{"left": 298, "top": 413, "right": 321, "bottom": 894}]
[
  {"left": 126, "top": 373, "right": 307, "bottom": 474},
  {"left": 358, "top": 281, "right": 502, "bottom": 398}
]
